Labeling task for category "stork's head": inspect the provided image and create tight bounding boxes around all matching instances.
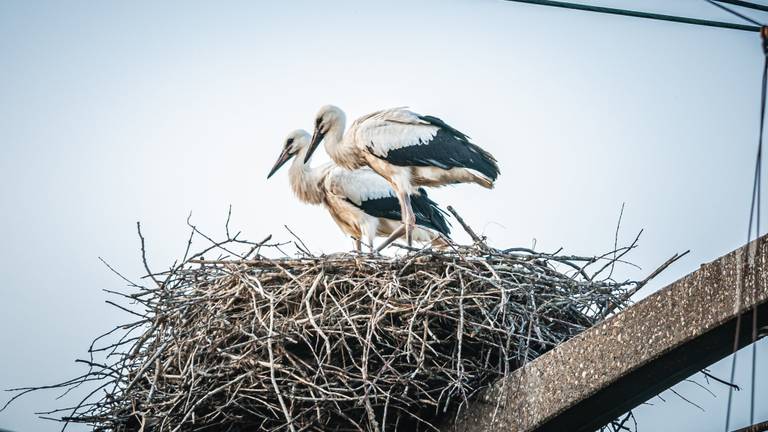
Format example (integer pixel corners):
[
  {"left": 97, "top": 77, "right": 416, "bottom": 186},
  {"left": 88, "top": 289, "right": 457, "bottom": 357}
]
[
  {"left": 267, "top": 129, "right": 310, "bottom": 179},
  {"left": 306, "top": 105, "right": 345, "bottom": 163}
]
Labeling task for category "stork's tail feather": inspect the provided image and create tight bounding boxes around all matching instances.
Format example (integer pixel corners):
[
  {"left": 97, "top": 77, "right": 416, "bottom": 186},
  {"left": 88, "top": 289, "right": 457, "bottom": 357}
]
[
  {"left": 466, "top": 142, "right": 500, "bottom": 183},
  {"left": 410, "top": 188, "right": 451, "bottom": 237},
  {"left": 417, "top": 114, "right": 500, "bottom": 183}
]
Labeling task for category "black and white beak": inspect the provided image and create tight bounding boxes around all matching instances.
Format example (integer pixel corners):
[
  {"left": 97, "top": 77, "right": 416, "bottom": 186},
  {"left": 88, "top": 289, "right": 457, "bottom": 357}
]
[
  {"left": 267, "top": 147, "right": 294, "bottom": 179},
  {"left": 305, "top": 125, "right": 326, "bottom": 163}
]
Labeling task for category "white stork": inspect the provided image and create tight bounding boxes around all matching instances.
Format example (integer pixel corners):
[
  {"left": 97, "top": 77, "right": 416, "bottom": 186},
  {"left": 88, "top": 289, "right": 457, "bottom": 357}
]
[
  {"left": 267, "top": 129, "right": 451, "bottom": 252},
  {"left": 304, "top": 105, "right": 499, "bottom": 246}
]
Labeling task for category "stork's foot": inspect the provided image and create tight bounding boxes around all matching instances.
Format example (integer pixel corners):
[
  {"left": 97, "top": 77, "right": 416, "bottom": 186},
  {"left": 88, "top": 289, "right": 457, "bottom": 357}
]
[{"left": 367, "top": 242, "right": 379, "bottom": 255}]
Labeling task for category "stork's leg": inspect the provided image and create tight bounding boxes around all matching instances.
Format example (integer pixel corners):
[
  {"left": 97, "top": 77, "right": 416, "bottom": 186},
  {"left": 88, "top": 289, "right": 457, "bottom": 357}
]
[
  {"left": 354, "top": 238, "right": 362, "bottom": 253},
  {"left": 396, "top": 191, "right": 416, "bottom": 247},
  {"left": 362, "top": 220, "right": 378, "bottom": 253},
  {"left": 405, "top": 207, "right": 416, "bottom": 247},
  {"left": 366, "top": 230, "right": 377, "bottom": 253},
  {"left": 375, "top": 225, "right": 406, "bottom": 253}
]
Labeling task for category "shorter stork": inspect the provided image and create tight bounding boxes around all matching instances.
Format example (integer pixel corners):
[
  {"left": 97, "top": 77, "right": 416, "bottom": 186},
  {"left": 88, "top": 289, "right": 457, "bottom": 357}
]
[{"left": 267, "top": 130, "right": 451, "bottom": 252}]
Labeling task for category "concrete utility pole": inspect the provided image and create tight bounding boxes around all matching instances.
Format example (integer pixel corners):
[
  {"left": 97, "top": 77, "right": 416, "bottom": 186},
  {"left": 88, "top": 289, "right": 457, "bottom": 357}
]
[{"left": 448, "top": 235, "right": 768, "bottom": 432}]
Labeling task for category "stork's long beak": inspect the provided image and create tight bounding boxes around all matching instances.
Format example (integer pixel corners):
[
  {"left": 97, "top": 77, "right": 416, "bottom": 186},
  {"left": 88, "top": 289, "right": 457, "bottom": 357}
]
[
  {"left": 267, "top": 148, "right": 294, "bottom": 179},
  {"left": 304, "top": 127, "right": 326, "bottom": 163}
]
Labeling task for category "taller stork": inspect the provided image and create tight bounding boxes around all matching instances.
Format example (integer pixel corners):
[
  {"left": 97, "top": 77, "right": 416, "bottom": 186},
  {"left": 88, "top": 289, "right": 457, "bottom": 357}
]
[
  {"left": 268, "top": 129, "right": 451, "bottom": 252},
  {"left": 305, "top": 105, "right": 499, "bottom": 245}
]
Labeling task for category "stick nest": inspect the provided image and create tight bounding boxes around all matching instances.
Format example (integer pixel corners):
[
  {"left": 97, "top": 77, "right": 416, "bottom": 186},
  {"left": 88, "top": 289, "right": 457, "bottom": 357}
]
[{"left": 5, "top": 218, "right": 667, "bottom": 432}]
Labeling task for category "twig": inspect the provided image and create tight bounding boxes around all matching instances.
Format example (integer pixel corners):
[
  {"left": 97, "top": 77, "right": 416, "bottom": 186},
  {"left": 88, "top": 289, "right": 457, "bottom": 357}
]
[
  {"left": 702, "top": 369, "right": 741, "bottom": 391},
  {"left": 136, "top": 222, "right": 161, "bottom": 287},
  {"left": 600, "top": 250, "right": 690, "bottom": 318},
  {"left": 284, "top": 225, "right": 313, "bottom": 256},
  {"left": 447, "top": 206, "right": 489, "bottom": 251}
]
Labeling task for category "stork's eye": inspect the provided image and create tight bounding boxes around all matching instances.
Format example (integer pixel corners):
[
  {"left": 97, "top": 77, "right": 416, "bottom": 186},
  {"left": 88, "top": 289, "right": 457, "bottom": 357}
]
[
  {"left": 286, "top": 138, "right": 294, "bottom": 147},
  {"left": 315, "top": 117, "right": 322, "bottom": 127}
]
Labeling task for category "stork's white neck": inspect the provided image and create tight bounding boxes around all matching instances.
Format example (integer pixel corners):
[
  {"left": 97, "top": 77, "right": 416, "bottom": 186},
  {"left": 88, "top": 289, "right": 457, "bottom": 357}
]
[
  {"left": 288, "top": 146, "right": 326, "bottom": 205},
  {"left": 323, "top": 116, "right": 361, "bottom": 171}
]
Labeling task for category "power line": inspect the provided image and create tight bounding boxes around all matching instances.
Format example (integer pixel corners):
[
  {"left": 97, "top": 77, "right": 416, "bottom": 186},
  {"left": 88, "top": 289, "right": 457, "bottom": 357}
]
[
  {"left": 716, "top": 0, "right": 768, "bottom": 13},
  {"left": 723, "top": 22, "right": 767, "bottom": 432},
  {"left": 700, "top": 2, "right": 767, "bottom": 429},
  {"left": 707, "top": 0, "right": 764, "bottom": 26},
  {"left": 503, "top": 0, "right": 761, "bottom": 32},
  {"left": 748, "top": 34, "right": 766, "bottom": 426}
]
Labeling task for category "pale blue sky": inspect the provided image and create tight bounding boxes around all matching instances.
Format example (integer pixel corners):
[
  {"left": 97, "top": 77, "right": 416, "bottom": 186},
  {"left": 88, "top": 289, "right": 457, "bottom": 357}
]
[{"left": 0, "top": 0, "right": 766, "bottom": 430}]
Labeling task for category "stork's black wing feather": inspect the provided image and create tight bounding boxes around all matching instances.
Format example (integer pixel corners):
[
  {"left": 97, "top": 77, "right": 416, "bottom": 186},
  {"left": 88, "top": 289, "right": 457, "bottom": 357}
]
[
  {"left": 347, "top": 188, "right": 451, "bottom": 236},
  {"left": 351, "top": 195, "right": 402, "bottom": 223},
  {"left": 410, "top": 188, "right": 451, "bottom": 236},
  {"left": 368, "top": 115, "right": 500, "bottom": 182}
]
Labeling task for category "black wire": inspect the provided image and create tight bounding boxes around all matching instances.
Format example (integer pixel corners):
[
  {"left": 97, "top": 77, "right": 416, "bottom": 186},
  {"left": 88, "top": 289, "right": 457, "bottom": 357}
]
[
  {"left": 747, "top": 61, "right": 766, "bottom": 246},
  {"left": 716, "top": 0, "right": 768, "bottom": 13},
  {"left": 748, "top": 52, "right": 766, "bottom": 427},
  {"left": 724, "top": 32, "right": 767, "bottom": 432},
  {"left": 707, "top": 0, "right": 764, "bottom": 26},
  {"left": 724, "top": 314, "right": 741, "bottom": 431},
  {"left": 503, "top": 0, "right": 761, "bottom": 32},
  {"left": 744, "top": 32, "right": 766, "bottom": 431},
  {"left": 751, "top": 181, "right": 760, "bottom": 425},
  {"left": 707, "top": 2, "right": 766, "bottom": 428}
]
